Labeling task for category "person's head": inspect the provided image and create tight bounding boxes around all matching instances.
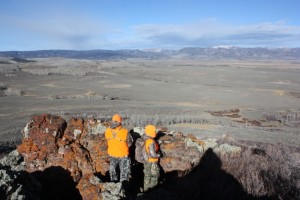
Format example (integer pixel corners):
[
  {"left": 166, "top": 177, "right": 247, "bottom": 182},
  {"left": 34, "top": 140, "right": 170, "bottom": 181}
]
[
  {"left": 112, "top": 114, "right": 122, "bottom": 123},
  {"left": 111, "top": 114, "right": 122, "bottom": 128},
  {"left": 145, "top": 125, "right": 156, "bottom": 138}
]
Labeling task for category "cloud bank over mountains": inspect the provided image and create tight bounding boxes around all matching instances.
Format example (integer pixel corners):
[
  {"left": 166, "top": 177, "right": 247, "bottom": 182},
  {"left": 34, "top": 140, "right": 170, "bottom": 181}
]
[{"left": 132, "top": 20, "right": 300, "bottom": 49}]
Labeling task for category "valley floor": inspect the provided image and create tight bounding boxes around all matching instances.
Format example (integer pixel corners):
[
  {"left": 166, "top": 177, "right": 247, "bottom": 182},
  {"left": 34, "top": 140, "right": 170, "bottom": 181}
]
[{"left": 1, "top": 58, "right": 300, "bottom": 148}]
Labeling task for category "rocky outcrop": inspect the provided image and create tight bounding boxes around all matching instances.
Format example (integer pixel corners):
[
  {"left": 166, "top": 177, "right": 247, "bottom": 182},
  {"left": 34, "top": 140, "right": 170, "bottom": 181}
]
[
  {"left": 17, "top": 114, "right": 111, "bottom": 199},
  {"left": 6, "top": 114, "right": 299, "bottom": 199},
  {"left": 2, "top": 114, "right": 242, "bottom": 199}
]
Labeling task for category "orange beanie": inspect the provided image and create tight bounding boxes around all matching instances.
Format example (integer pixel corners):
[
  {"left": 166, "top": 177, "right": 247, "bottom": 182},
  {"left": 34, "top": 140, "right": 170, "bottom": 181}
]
[
  {"left": 145, "top": 125, "right": 156, "bottom": 138},
  {"left": 112, "top": 114, "right": 122, "bottom": 123}
]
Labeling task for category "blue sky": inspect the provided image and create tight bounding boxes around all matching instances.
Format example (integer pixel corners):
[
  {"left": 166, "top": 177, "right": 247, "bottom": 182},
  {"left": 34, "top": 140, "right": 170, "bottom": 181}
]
[{"left": 1, "top": 0, "right": 300, "bottom": 50}]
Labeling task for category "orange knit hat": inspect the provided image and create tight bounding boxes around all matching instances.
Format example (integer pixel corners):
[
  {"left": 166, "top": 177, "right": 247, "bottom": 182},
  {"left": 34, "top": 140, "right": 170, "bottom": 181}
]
[
  {"left": 112, "top": 114, "right": 122, "bottom": 123},
  {"left": 145, "top": 125, "right": 156, "bottom": 138}
]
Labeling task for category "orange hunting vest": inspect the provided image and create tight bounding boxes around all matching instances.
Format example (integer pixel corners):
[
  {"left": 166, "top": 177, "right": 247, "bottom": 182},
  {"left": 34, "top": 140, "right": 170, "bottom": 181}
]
[
  {"left": 145, "top": 138, "right": 159, "bottom": 163},
  {"left": 105, "top": 127, "right": 129, "bottom": 158}
]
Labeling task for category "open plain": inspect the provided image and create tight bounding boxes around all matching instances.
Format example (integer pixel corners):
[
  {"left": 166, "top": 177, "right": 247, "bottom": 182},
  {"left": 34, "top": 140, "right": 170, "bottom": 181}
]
[{"left": 1, "top": 57, "right": 300, "bottom": 151}]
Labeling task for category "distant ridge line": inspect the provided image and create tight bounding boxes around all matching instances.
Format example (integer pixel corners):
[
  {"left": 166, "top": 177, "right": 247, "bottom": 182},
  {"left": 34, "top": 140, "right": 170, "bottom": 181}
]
[{"left": 1, "top": 47, "right": 300, "bottom": 60}]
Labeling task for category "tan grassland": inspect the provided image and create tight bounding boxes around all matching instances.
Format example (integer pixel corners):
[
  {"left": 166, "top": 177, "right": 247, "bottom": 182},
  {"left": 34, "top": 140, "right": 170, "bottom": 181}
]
[{"left": 0, "top": 58, "right": 300, "bottom": 148}]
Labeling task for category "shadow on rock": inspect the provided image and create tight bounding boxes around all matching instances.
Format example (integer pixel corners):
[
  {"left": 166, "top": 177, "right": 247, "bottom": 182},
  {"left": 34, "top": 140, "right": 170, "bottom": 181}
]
[
  {"left": 139, "top": 148, "right": 277, "bottom": 200},
  {"left": 32, "top": 166, "right": 82, "bottom": 200}
]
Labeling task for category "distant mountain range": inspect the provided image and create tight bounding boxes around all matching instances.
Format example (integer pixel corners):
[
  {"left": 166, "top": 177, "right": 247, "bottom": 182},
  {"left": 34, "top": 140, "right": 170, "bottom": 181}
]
[{"left": 1, "top": 47, "right": 300, "bottom": 60}]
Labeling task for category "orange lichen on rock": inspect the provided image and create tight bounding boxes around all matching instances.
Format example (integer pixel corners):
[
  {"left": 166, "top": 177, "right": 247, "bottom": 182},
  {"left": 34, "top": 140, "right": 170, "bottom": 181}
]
[
  {"left": 62, "top": 118, "right": 84, "bottom": 143},
  {"left": 186, "top": 134, "right": 205, "bottom": 146},
  {"left": 76, "top": 175, "right": 103, "bottom": 200},
  {"left": 16, "top": 114, "right": 209, "bottom": 198},
  {"left": 17, "top": 138, "right": 39, "bottom": 155}
]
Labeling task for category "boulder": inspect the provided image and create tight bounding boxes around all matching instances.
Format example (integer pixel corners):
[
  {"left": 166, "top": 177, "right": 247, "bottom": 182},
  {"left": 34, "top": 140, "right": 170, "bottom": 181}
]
[
  {"left": 214, "top": 143, "right": 242, "bottom": 157},
  {"left": 159, "top": 134, "right": 203, "bottom": 172}
]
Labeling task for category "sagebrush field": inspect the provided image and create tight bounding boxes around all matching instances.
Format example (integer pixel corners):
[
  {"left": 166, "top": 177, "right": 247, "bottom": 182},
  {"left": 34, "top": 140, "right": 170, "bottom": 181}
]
[{"left": 0, "top": 57, "right": 300, "bottom": 148}]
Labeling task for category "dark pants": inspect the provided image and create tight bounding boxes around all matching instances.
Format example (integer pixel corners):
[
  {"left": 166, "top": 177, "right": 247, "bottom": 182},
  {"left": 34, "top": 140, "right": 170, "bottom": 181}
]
[{"left": 109, "top": 156, "right": 131, "bottom": 182}]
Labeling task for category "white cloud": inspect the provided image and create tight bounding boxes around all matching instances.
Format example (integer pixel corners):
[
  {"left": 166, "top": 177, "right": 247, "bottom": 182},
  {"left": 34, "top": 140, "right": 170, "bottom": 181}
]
[
  {"left": 0, "top": 10, "right": 117, "bottom": 50},
  {"left": 1, "top": 11, "right": 300, "bottom": 50},
  {"left": 131, "top": 20, "right": 300, "bottom": 48}
]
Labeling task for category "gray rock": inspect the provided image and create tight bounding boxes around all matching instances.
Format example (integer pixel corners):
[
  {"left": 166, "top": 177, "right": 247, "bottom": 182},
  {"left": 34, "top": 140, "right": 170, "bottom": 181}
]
[
  {"left": 214, "top": 143, "right": 242, "bottom": 156},
  {"left": 202, "top": 138, "right": 218, "bottom": 151},
  {"left": 10, "top": 186, "right": 25, "bottom": 200},
  {"left": 0, "top": 169, "right": 24, "bottom": 200},
  {"left": 87, "top": 123, "right": 106, "bottom": 135},
  {"left": 0, "top": 150, "right": 25, "bottom": 171},
  {"left": 102, "top": 182, "right": 125, "bottom": 199},
  {"left": 133, "top": 127, "right": 144, "bottom": 136},
  {"left": 184, "top": 138, "right": 204, "bottom": 153},
  {"left": 89, "top": 175, "right": 102, "bottom": 186}
]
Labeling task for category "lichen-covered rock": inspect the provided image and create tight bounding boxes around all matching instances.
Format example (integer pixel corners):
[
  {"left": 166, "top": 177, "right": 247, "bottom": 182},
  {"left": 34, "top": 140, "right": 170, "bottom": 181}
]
[
  {"left": 62, "top": 117, "right": 84, "bottom": 143},
  {"left": 18, "top": 114, "right": 66, "bottom": 170},
  {"left": 101, "top": 182, "right": 125, "bottom": 200},
  {"left": 159, "top": 134, "right": 203, "bottom": 173},
  {"left": 15, "top": 114, "right": 247, "bottom": 199},
  {"left": 76, "top": 175, "right": 126, "bottom": 200},
  {"left": 0, "top": 168, "right": 41, "bottom": 200},
  {"left": 201, "top": 138, "right": 218, "bottom": 151},
  {"left": 214, "top": 143, "right": 242, "bottom": 157},
  {"left": 0, "top": 150, "right": 24, "bottom": 171},
  {"left": 0, "top": 169, "right": 25, "bottom": 200},
  {"left": 76, "top": 175, "right": 103, "bottom": 200},
  {"left": 80, "top": 119, "right": 109, "bottom": 176},
  {"left": 16, "top": 114, "right": 111, "bottom": 198},
  {"left": 16, "top": 114, "right": 209, "bottom": 198}
]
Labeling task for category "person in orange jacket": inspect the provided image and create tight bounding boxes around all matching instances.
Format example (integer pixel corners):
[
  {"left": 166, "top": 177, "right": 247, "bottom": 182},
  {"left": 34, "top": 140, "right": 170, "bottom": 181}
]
[
  {"left": 105, "top": 114, "right": 133, "bottom": 183},
  {"left": 143, "top": 124, "right": 161, "bottom": 191}
]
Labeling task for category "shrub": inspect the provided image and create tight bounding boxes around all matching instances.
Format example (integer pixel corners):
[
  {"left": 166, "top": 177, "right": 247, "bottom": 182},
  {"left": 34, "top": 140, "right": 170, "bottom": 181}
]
[
  {"left": 219, "top": 142, "right": 300, "bottom": 199},
  {"left": 4, "top": 87, "right": 22, "bottom": 96}
]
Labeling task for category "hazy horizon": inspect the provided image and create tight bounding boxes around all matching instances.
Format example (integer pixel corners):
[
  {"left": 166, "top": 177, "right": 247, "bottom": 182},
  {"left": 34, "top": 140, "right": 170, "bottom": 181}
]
[{"left": 1, "top": 46, "right": 300, "bottom": 53}]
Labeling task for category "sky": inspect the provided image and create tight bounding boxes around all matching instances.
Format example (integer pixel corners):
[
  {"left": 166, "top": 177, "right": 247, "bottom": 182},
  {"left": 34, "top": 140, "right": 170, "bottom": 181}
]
[{"left": 1, "top": 0, "right": 300, "bottom": 51}]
